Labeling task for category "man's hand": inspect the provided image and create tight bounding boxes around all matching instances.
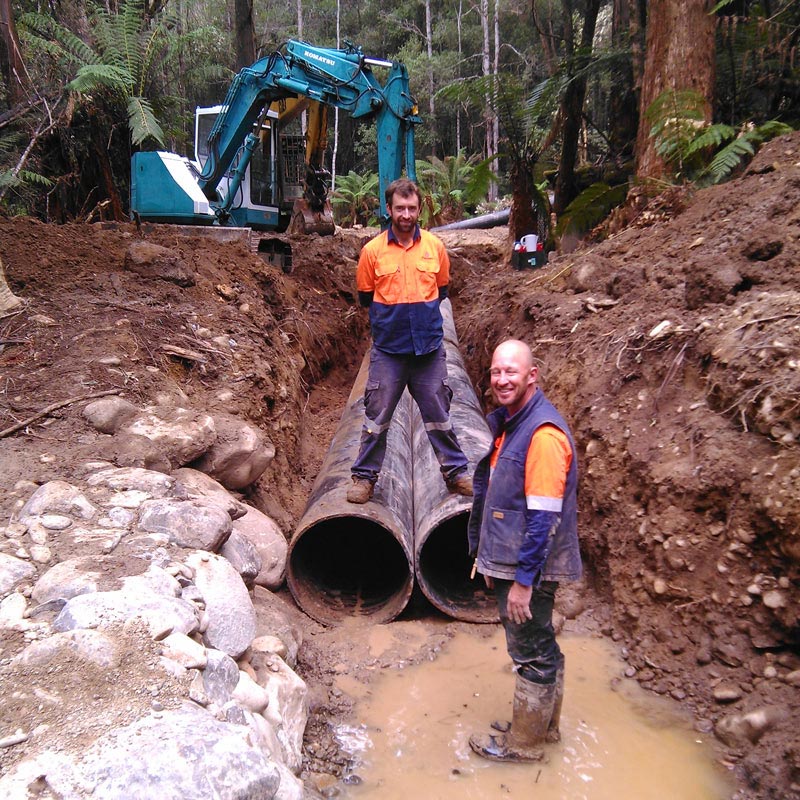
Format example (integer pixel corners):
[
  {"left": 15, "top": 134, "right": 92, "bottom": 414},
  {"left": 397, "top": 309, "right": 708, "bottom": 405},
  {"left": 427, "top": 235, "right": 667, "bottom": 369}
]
[
  {"left": 483, "top": 575, "right": 494, "bottom": 590},
  {"left": 507, "top": 581, "right": 533, "bottom": 624}
]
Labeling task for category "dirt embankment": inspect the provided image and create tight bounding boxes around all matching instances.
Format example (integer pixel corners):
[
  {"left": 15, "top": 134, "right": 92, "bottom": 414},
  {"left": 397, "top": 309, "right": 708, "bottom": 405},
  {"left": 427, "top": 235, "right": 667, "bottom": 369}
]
[{"left": 0, "top": 132, "right": 798, "bottom": 799}]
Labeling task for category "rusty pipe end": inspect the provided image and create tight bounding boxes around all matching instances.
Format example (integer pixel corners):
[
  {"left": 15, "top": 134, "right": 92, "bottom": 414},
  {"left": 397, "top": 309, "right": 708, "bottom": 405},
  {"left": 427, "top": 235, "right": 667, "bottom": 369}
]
[
  {"left": 415, "top": 511, "right": 499, "bottom": 623},
  {"left": 288, "top": 512, "right": 413, "bottom": 626}
]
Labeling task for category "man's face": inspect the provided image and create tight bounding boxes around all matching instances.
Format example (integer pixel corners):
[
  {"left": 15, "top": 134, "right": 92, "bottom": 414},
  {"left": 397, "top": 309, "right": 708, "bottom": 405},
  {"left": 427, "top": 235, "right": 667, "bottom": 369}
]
[
  {"left": 389, "top": 192, "right": 420, "bottom": 236},
  {"left": 490, "top": 346, "right": 538, "bottom": 416}
]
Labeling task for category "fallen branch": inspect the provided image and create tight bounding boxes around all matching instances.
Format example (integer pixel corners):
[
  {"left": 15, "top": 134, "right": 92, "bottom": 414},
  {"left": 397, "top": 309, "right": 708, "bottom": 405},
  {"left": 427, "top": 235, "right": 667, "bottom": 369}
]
[
  {"left": 0, "top": 106, "right": 62, "bottom": 205},
  {"left": 732, "top": 313, "right": 799, "bottom": 333},
  {"left": 0, "top": 388, "right": 120, "bottom": 439},
  {"left": 161, "top": 344, "right": 206, "bottom": 362}
]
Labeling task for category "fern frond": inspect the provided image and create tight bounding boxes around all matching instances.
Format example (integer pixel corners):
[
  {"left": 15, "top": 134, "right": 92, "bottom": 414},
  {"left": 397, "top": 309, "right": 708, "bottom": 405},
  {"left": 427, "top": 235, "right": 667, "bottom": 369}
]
[
  {"left": 0, "top": 170, "right": 20, "bottom": 189},
  {"left": 645, "top": 89, "right": 706, "bottom": 126},
  {"left": 556, "top": 182, "right": 628, "bottom": 238},
  {"left": 19, "top": 170, "right": 54, "bottom": 188},
  {"left": 748, "top": 120, "right": 793, "bottom": 144},
  {"left": 698, "top": 120, "right": 794, "bottom": 185},
  {"left": 685, "top": 123, "right": 735, "bottom": 157},
  {"left": 127, "top": 97, "right": 165, "bottom": 147},
  {"left": 121, "top": 0, "right": 146, "bottom": 79},
  {"left": 19, "top": 11, "right": 97, "bottom": 65},
  {"left": 702, "top": 138, "right": 755, "bottom": 184},
  {"left": 69, "top": 64, "right": 134, "bottom": 95},
  {"left": 139, "top": 27, "right": 168, "bottom": 96}
]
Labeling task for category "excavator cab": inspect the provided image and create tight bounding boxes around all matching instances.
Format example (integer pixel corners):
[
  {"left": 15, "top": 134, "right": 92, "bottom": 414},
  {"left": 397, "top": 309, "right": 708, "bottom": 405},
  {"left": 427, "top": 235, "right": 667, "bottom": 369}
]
[
  {"left": 194, "top": 105, "right": 282, "bottom": 230},
  {"left": 194, "top": 101, "right": 334, "bottom": 236}
]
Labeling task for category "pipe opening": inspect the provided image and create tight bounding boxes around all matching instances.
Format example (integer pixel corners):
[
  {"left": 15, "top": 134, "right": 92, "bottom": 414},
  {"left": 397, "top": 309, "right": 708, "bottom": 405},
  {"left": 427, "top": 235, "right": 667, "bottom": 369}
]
[
  {"left": 288, "top": 516, "right": 413, "bottom": 625},
  {"left": 416, "top": 513, "right": 498, "bottom": 622}
]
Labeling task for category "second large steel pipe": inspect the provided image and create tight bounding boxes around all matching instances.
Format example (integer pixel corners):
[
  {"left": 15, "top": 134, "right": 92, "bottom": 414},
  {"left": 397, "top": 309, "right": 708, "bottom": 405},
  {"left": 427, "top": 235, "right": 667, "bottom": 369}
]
[{"left": 412, "top": 299, "right": 498, "bottom": 622}]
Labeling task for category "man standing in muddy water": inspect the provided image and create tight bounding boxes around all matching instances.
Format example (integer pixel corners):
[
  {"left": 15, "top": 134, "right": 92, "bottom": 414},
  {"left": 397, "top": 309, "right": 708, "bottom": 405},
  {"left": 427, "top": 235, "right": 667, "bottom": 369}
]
[
  {"left": 346, "top": 177, "right": 473, "bottom": 504},
  {"left": 467, "top": 338, "right": 581, "bottom": 761}
]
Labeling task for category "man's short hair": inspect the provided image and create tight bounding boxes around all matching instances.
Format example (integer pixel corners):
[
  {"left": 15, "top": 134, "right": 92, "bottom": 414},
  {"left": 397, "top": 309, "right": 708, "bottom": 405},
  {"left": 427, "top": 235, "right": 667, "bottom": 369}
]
[{"left": 386, "top": 178, "right": 422, "bottom": 208}]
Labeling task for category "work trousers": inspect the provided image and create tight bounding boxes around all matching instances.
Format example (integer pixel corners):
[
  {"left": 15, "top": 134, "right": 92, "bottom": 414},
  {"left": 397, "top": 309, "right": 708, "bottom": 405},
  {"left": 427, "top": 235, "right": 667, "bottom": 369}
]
[
  {"left": 495, "top": 579, "right": 562, "bottom": 685},
  {"left": 351, "top": 345, "right": 468, "bottom": 483}
]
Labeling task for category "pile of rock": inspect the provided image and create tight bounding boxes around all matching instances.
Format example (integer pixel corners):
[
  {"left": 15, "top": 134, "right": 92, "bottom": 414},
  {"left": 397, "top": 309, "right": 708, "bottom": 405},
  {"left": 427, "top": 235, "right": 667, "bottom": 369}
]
[{"left": 0, "top": 396, "right": 313, "bottom": 799}]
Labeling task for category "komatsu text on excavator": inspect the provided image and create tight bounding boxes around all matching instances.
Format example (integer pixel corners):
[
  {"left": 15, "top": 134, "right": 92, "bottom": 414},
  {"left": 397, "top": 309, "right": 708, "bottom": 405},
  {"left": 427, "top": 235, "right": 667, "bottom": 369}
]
[{"left": 130, "top": 39, "right": 420, "bottom": 261}]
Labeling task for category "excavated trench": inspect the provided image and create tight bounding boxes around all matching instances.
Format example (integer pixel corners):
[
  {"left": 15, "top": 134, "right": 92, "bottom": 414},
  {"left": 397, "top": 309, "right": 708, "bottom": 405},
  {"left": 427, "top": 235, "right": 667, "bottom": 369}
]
[{"left": 287, "top": 300, "right": 498, "bottom": 626}]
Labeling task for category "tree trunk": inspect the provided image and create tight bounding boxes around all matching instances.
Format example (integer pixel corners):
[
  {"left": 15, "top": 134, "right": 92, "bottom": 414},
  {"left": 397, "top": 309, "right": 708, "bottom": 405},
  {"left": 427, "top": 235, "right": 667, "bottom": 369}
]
[
  {"left": 332, "top": 0, "right": 341, "bottom": 189},
  {"left": 634, "top": 0, "right": 716, "bottom": 181},
  {"left": 90, "top": 112, "right": 125, "bottom": 221},
  {"left": 0, "top": 256, "right": 22, "bottom": 314},
  {"left": 481, "top": 0, "right": 496, "bottom": 201},
  {"left": 608, "top": 0, "right": 639, "bottom": 161},
  {"left": 507, "top": 154, "right": 538, "bottom": 242},
  {"left": 492, "top": 0, "right": 500, "bottom": 173},
  {"left": 0, "top": 0, "right": 28, "bottom": 106},
  {"left": 424, "top": 0, "right": 436, "bottom": 157},
  {"left": 456, "top": 0, "right": 463, "bottom": 152},
  {"left": 232, "top": 0, "right": 256, "bottom": 70},
  {"left": 553, "top": 0, "right": 602, "bottom": 216}
]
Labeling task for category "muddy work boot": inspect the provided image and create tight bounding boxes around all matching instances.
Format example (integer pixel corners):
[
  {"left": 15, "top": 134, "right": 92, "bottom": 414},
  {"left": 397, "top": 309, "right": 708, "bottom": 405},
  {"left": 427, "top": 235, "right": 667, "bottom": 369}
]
[
  {"left": 346, "top": 477, "right": 375, "bottom": 504},
  {"left": 546, "top": 655, "right": 565, "bottom": 744},
  {"left": 469, "top": 674, "right": 556, "bottom": 762},
  {"left": 492, "top": 655, "right": 565, "bottom": 742},
  {"left": 445, "top": 473, "right": 473, "bottom": 497}
]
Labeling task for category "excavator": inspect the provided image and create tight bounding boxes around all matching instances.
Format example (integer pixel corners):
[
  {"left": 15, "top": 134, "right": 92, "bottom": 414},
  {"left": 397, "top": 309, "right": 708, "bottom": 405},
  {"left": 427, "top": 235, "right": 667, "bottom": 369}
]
[{"left": 130, "top": 39, "right": 420, "bottom": 268}]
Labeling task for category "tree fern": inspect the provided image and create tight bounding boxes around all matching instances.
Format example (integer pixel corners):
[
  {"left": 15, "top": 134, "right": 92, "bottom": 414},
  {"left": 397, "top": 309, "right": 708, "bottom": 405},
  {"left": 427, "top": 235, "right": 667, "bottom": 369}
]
[
  {"left": 21, "top": 0, "right": 170, "bottom": 148},
  {"left": 331, "top": 171, "right": 379, "bottom": 227}
]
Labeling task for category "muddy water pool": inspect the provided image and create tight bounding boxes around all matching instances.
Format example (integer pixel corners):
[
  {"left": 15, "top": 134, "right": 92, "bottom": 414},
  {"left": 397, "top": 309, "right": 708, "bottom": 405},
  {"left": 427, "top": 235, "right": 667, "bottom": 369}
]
[{"left": 335, "top": 628, "right": 734, "bottom": 799}]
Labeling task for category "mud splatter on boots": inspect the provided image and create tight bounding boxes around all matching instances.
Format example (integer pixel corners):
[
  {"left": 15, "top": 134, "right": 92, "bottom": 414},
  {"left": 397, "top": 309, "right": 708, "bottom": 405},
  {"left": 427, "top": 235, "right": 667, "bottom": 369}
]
[{"left": 469, "top": 673, "right": 557, "bottom": 762}]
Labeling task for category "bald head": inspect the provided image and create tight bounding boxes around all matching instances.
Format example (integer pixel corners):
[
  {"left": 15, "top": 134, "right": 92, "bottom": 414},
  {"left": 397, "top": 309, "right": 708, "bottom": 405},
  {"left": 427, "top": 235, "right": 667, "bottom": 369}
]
[
  {"left": 492, "top": 339, "right": 534, "bottom": 370},
  {"left": 490, "top": 339, "right": 538, "bottom": 416}
]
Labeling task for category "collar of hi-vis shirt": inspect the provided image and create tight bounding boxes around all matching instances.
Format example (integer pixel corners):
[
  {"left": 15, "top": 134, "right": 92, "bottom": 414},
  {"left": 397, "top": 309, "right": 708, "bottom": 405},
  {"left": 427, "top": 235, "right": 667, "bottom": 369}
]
[{"left": 387, "top": 225, "right": 421, "bottom": 246}]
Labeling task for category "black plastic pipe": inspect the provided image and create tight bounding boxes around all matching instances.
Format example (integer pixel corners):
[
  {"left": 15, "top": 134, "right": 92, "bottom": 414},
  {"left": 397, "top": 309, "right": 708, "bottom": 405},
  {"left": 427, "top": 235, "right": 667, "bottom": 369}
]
[
  {"left": 287, "top": 353, "right": 415, "bottom": 625},
  {"left": 430, "top": 208, "right": 510, "bottom": 231},
  {"left": 412, "top": 299, "right": 498, "bottom": 622}
]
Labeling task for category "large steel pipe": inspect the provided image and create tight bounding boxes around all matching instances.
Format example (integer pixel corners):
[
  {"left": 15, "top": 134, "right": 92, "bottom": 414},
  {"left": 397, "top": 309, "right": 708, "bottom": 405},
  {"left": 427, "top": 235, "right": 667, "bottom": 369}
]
[
  {"left": 412, "top": 299, "right": 498, "bottom": 622},
  {"left": 287, "top": 352, "right": 415, "bottom": 625}
]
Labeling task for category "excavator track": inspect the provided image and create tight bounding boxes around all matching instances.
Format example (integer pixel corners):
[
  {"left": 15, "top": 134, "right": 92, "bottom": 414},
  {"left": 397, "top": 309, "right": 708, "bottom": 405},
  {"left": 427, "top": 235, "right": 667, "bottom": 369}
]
[{"left": 249, "top": 232, "right": 293, "bottom": 273}]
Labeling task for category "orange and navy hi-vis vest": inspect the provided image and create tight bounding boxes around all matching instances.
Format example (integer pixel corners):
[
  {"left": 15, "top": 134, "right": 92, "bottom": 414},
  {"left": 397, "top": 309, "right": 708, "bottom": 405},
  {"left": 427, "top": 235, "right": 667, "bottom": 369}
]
[{"left": 356, "top": 227, "right": 450, "bottom": 355}]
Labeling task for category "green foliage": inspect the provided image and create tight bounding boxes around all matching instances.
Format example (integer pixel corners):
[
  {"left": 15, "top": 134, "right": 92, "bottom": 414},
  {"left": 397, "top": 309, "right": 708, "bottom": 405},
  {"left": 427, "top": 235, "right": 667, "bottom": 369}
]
[
  {"left": 555, "top": 181, "right": 628, "bottom": 239},
  {"left": 20, "top": 0, "right": 231, "bottom": 147},
  {"left": 701, "top": 120, "right": 793, "bottom": 184},
  {"left": 332, "top": 170, "right": 380, "bottom": 227},
  {"left": 21, "top": 0, "right": 173, "bottom": 147},
  {"left": 647, "top": 89, "right": 794, "bottom": 185},
  {"left": 0, "top": 169, "right": 53, "bottom": 190},
  {"left": 415, "top": 150, "right": 492, "bottom": 222}
]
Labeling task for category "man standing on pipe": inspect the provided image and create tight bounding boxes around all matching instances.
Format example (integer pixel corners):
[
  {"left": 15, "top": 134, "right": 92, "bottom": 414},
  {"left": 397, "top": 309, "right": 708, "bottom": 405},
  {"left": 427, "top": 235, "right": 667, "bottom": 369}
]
[
  {"left": 347, "top": 178, "right": 473, "bottom": 504},
  {"left": 467, "top": 339, "right": 581, "bottom": 761}
]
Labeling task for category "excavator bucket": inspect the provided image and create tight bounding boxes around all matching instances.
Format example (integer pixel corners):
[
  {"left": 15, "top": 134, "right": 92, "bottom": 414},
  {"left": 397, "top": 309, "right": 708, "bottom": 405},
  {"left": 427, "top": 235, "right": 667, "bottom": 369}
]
[
  {"left": 289, "top": 199, "right": 335, "bottom": 235},
  {"left": 288, "top": 164, "right": 335, "bottom": 235}
]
